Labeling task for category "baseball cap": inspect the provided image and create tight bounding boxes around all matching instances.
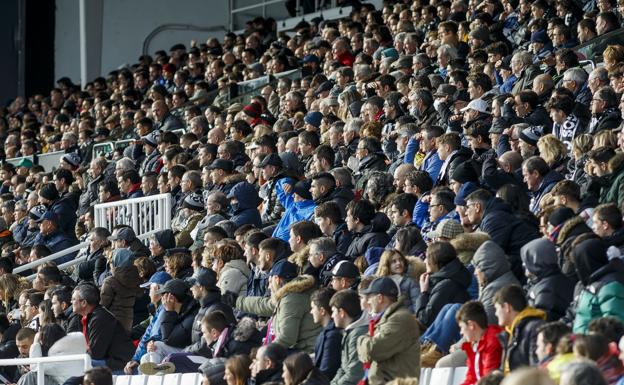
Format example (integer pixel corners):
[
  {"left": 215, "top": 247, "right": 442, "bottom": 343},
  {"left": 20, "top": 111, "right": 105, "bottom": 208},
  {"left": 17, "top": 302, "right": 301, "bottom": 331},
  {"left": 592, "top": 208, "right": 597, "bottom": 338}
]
[
  {"left": 434, "top": 84, "right": 457, "bottom": 98},
  {"left": 156, "top": 278, "right": 190, "bottom": 298},
  {"left": 35, "top": 210, "right": 58, "bottom": 223},
  {"left": 331, "top": 261, "right": 359, "bottom": 279},
  {"left": 258, "top": 153, "right": 283, "bottom": 168},
  {"left": 207, "top": 159, "right": 234, "bottom": 172},
  {"left": 269, "top": 259, "right": 298, "bottom": 280},
  {"left": 186, "top": 267, "right": 218, "bottom": 289},
  {"left": 17, "top": 159, "right": 33, "bottom": 168},
  {"left": 108, "top": 227, "right": 136, "bottom": 242},
  {"left": 454, "top": 181, "right": 479, "bottom": 206},
  {"left": 460, "top": 98, "right": 490, "bottom": 114},
  {"left": 140, "top": 271, "right": 172, "bottom": 288},
  {"left": 29, "top": 205, "right": 47, "bottom": 222},
  {"left": 360, "top": 277, "right": 399, "bottom": 297}
]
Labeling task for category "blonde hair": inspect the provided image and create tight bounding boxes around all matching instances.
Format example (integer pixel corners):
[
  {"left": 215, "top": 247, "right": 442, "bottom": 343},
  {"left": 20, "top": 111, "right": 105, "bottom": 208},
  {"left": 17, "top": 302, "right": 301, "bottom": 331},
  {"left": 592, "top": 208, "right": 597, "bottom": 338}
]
[
  {"left": 536, "top": 134, "right": 567, "bottom": 166},
  {"left": 603, "top": 45, "right": 624, "bottom": 71},
  {"left": 376, "top": 249, "right": 408, "bottom": 276},
  {"left": 592, "top": 130, "right": 618, "bottom": 150},
  {"left": 572, "top": 134, "right": 593, "bottom": 156},
  {"left": 0, "top": 274, "right": 29, "bottom": 304}
]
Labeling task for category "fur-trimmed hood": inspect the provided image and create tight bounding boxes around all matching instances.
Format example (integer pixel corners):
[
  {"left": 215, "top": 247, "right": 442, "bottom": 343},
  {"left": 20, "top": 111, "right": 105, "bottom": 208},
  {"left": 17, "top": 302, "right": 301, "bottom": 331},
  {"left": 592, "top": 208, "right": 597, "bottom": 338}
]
[
  {"left": 451, "top": 232, "right": 491, "bottom": 264},
  {"left": 272, "top": 274, "right": 316, "bottom": 302},
  {"left": 406, "top": 256, "right": 426, "bottom": 281},
  {"left": 556, "top": 216, "right": 591, "bottom": 245},
  {"left": 288, "top": 245, "right": 310, "bottom": 271},
  {"left": 609, "top": 152, "right": 624, "bottom": 174},
  {"left": 223, "top": 172, "right": 248, "bottom": 185}
]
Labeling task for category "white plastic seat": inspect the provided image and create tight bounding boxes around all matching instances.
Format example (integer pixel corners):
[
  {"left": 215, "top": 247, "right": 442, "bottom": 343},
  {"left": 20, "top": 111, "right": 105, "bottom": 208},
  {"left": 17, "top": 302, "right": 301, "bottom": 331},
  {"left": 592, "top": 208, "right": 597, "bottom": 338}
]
[
  {"left": 129, "top": 375, "right": 148, "bottom": 385},
  {"left": 146, "top": 375, "right": 164, "bottom": 385},
  {"left": 162, "top": 373, "right": 181, "bottom": 385},
  {"left": 180, "top": 372, "right": 202, "bottom": 385},
  {"left": 114, "top": 376, "right": 132, "bottom": 385},
  {"left": 420, "top": 367, "right": 432, "bottom": 385},
  {"left": 451, "top": 367, "right": 468, "bottom": 385},
  {"left": 429, "top": 367, "right": 454, "bottom": 385}
]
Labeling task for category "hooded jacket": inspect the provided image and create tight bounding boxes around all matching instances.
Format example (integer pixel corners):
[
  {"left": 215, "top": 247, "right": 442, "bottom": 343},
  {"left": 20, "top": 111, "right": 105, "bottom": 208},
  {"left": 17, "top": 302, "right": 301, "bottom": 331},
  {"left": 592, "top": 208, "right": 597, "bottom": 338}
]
[
  {"left": 356, "top": 297, "right": 421, "bottom": 385},
  {"left": 331, "top": 313, "right": 368, "bottom": 385},
  {"left": 100, "top": 250, "right": 142, "bottom": 331},
  {"left": 556, "top": 216, "right": 593, "bottom": 280},
  {"left": 520, "top": 238, "right": 574, "bottom": 321},
  {"left": 355, "top": 153, "right": 388, "bottom": 192},
  {"left": 498, "top": 306, "right": 546, "bottom": 372},
  {"left": 237, "top": 275, "right": 321, "bottom": 352},
  {"left": 272, "top": 196, "right": 316, "bottom": 241},
  {"left": 472, "top": 241, "right": 520, "bottom": 324},
  {"left": 572, "top": 238, "right": 624, "bottom": 333},
  {"left": 461, "top": 325, "right": 504, "bottom": 385},
  {"left": 260, "top": 172, "right": 295, "bottom": 225},
  {"left": 218, "top": 259, "right": 251, "bottom": 297},
  {"left": 478, "top": 197, "right": 540, "bottom": 279},
  {"left": 346, "top": 212, "right": 391, "bottom": 260},
  {"left": 414, "top": 258, "right": 472, "bottom": 327},
  {"left": 229, "top": 182, "right": 262, "bottom": 228}
]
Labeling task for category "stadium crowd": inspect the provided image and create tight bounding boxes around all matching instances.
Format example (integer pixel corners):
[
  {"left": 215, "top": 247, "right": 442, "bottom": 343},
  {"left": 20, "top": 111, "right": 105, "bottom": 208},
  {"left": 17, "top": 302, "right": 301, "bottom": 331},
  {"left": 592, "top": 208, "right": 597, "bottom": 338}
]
[{"left": 2, "top": 0, "right": 624, "bottom": 384}]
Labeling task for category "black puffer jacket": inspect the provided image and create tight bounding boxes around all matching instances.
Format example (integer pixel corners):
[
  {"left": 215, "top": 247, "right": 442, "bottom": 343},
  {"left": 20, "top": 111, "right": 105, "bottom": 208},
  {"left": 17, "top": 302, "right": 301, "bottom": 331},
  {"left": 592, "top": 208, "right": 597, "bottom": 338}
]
[
  {"left": 414, "top": 258, "right": 472, "bottom": 327},
  {"left": 159, "top": 296, "right": 200, "bottom": 349},
  {"left": 186, "top": 291, "right": 236, "bottom": 355},
  {"left": 346, "top": 212, "right": 391, "bottom": 260},
  {"left": 85, "top": 305, "right": 135, "bottom": 371},
  {"left": 315, "top": 187, "right": 354, "bottom": 218},
  {"left": 478, "top": 198, "right": 540, "bottom": 280},
  {"left": 520, "top": 238, "right": 574, "bottom": 321}
]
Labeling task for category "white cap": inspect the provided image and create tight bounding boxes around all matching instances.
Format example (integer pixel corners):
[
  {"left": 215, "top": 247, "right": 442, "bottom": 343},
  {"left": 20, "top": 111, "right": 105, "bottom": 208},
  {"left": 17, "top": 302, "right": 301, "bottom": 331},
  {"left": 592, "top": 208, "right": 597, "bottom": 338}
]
[{"left": 460, "top": 98, "right": 490, "bottom": 114}]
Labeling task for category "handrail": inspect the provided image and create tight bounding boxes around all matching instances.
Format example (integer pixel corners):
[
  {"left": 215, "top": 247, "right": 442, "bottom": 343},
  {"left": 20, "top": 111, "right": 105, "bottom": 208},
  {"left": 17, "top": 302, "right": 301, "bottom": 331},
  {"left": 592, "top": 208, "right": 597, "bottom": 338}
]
[
  {"left": 0, "top": 353, "right": 91, "bottom": 385},
  {"left": 13, "top": 242, "right": 87, "bottom": 274},
  {"left": 142, "top": 24, "right": 228, "bottom": 56},
  {"left": 94, "top": 192, "right": 170, "bottom": 209}
]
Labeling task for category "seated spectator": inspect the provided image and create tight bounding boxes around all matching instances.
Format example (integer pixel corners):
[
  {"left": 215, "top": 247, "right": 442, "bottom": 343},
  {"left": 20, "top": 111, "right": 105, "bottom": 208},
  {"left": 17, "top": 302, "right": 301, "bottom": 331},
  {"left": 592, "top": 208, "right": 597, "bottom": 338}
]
[
  {"left": 236, "top": 259, "right": 320, "bottom": 352},
  {"left": 307, "top": 237, "right": 345, "bottom": 287},
  {"left": 50, "top": 286, "right": 81, "bottom": 333},
  {"left": 572, "top": 238, "right": 624, "bottom": 333},
  {"left": 415, "top": 242, "right": 471, "bottom": 328},
  {"left": 330, "top": 289, "right": 367, "bottom": 385},
  {"left": 375, "top": 249, "right": 420, "bottom": 314},
  {"left": 314, "top": 202, "right": 352, "bottom": 256},
  {"left": 248, "top": 343, "right": 287, "bottom": 385},
  {"left": 71, "top": 284, "right": 134, "bottom": 371},
  {"left": 32, "top": 211, "right": 78, "bottom": 264},
  {"left": 227, "top": 182, "right": 262, "bottom": 229},
  {"left": 137, "top": 279, "right": 198, "bottom": 370},
  {"left": 456, "top": 301, "right": 503, "bottom": 385},
  {"left": 344, "top": 200, "right": 390, "bottom": 260},
  {"left": 212, "top": 240, "right": 250, "bottom": 297},
  {"left": 282, "top": 351, "right": 329, "bottom": 385},
  {"left": 535, "top": 322, "right": 572, "bottom": 382},
  {"left": 310, "top": 287, "right": 341, "bottom": 380},
  {"left": 357, "top": 277, "right": 421, "bottom": 385},
  {"left": 494, "top": 284, "right": 546, "bottom": 372},
  {"left": 592, "top": 203, "right": 624, "bottom": 254},
  {"left": 520, "top": 238, "right": 574, "bottom": 321},
  {"left": 273, "top": 180, "right": 316, "bottom": 241}
]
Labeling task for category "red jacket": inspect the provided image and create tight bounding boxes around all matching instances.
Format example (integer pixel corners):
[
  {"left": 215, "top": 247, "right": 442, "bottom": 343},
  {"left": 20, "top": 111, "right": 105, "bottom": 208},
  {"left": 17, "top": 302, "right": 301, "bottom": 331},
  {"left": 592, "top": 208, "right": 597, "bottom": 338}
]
[{"left": 461, "top": 325, "right": 504, "bottom": 385}]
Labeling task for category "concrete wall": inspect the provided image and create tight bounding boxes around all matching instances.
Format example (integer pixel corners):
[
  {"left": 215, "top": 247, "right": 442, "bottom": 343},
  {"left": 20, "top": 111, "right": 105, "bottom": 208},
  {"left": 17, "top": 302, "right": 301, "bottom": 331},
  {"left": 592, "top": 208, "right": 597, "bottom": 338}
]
[{"left": 55, "top": 0, "right": 231, "bottom": 85}]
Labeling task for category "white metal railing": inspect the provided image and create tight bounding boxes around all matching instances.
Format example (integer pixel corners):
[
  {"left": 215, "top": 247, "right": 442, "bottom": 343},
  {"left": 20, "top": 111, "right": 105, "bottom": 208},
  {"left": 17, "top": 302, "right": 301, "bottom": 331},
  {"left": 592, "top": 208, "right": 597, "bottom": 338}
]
[
  {"left": 94, "top": 193, "right": 171, "bottom": 237},
  {"left": 0, "top": 354, "right": 91, "bottom": 385},
  {"left": 5, "top": 150, "right": 65, "bottom": 173},
  {"left": 92, "top": 139, "right": 135, "bottom": 160},
  {"left": 14, "top": 241, "right": 87, "bottom": 275}
]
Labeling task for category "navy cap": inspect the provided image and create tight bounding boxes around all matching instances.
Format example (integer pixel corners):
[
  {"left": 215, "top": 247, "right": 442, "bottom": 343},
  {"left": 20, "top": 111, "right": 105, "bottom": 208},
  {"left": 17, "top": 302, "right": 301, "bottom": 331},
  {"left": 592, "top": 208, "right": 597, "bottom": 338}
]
[
  {"left": 207, "top": 159, "right": 234, "bottom": 172},
  {"left": 156, "top": 278, "right": 189, "bottom": 298},
  {"left": 186, "top": 267, "right": 218, "bottom": 289},
  {"left": 361, "top": 277, "right": 399, "bottom": 297},
  {"left": 454, "top": 181, "right": 479, "bottom": 206},
  {"left": 140, "top": 271, "right": 172, "bottom": 288},
  {"left": 35, "top": 210, "right": 58, "bottom": 223},
  {"left": 258, "top": 153, "right": 283, "bottom": 168},
  {"left": 108, "top": 227, "right": 136, "bottom": 242},
  {"left": 302, "top": 54, "right": 320, "bottom": 64},
  {"left": 269, "top": 259, "right": 298, "bottom": 280}
]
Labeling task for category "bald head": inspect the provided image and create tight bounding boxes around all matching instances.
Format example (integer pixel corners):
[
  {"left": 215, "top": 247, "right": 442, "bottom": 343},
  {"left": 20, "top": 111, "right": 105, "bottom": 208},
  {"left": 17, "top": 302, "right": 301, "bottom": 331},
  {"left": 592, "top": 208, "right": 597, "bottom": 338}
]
[
  {"left": 394, "top": 163, "right": 416, "bottom": 192},
  {"left": 151, "top": 100, "right": 168, "bottom": 121},
  {"left": 532, "top": 74, "right": 554, "bottom": 96},
  {"left": 499, "top": 151, "right": 523, "bottom": 172}
]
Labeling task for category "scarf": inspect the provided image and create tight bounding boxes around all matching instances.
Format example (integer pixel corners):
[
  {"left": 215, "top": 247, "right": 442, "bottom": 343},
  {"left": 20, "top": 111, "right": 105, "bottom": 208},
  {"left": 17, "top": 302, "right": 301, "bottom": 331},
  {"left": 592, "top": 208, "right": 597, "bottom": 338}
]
[{"left": 358, "top": 314, "right": 382, "bottom": 385}]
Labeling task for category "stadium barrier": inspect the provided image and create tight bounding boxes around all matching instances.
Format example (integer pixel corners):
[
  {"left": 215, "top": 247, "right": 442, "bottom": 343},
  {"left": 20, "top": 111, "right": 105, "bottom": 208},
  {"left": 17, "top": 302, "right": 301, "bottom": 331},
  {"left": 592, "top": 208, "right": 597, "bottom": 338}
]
[{"left": 0, "top": 354, "right": 91, "bottom": 385}]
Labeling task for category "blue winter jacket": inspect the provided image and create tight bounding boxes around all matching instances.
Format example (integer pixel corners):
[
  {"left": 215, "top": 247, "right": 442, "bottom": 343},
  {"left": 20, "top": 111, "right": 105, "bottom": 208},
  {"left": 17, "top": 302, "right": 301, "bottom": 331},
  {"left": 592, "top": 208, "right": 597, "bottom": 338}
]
[
  {"left": 132, "top": 305, "right": 165, "bottom": 362},
  {"left": 272, "top": 192, "right": 316, "bottom": 241}
]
